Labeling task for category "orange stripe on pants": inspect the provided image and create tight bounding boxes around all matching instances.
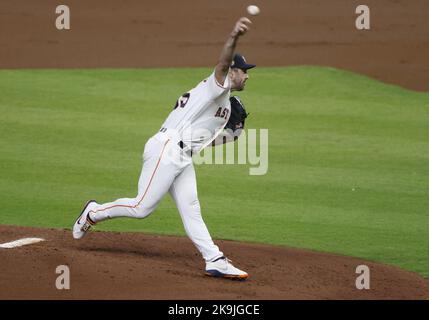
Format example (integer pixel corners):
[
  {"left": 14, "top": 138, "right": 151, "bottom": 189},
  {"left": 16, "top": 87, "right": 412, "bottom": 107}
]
[{"left": 89, "top": 139, "right": 170, "bottom": 218}]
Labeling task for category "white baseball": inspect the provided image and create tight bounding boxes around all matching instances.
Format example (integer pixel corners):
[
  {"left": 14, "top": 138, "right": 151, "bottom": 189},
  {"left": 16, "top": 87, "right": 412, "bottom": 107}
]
[{"left": 247, "top": 5, "right": 260, "bottom": 16}]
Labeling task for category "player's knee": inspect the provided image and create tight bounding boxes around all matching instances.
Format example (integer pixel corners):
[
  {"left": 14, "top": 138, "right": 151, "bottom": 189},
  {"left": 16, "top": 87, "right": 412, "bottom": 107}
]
[{"left": 131, "top": 199, "right": 154, "bottom": 219}]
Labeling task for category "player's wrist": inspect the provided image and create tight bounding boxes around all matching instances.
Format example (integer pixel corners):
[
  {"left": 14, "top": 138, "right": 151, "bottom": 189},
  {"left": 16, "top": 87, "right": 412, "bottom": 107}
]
[{"left": 230, "top": 31, "right": 240, "bottom": 39}]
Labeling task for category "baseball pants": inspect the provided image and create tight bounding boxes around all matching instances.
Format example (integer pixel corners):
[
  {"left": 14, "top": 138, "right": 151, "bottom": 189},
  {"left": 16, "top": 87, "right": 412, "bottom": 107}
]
[{"left": 88, "top": 131, "right": 223, "bottom": 262}]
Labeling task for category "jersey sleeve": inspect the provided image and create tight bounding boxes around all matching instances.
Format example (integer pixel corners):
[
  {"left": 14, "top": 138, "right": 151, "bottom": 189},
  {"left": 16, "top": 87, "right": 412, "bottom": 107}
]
[
  {"left": 210, "top": 128, "right": 241, "bottom": 146},
  {"left": 203, "top": 70, "right": 231, "bottom": 100}
]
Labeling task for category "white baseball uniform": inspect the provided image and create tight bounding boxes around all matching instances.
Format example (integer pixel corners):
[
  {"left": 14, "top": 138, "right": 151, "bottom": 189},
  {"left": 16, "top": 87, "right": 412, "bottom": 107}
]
[{"left": 88, "top": 71, "right": 231, "bottom": 262}]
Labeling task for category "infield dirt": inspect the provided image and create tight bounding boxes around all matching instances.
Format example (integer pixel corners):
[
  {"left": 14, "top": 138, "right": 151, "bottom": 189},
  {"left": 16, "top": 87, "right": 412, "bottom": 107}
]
[
  {"left": 1, "top": 0, "right": 428, "bottom": 91},
  {"left": 1, "top": 225, "right": 428, "bottom": 299}
]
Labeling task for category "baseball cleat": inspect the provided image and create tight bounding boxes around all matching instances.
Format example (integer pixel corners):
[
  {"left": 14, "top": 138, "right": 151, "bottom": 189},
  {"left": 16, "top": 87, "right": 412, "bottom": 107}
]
[
  {"left": 72, "top": 200, "right": 98, "bottom": 240},
  {"left": 205, "top": 256, "right": 248, "bottom": 280}
]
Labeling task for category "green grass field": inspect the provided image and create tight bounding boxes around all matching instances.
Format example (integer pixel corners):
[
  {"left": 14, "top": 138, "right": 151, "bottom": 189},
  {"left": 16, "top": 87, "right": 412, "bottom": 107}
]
[{"left": 1, "top": 67, "right": 428, "bottom": 277}]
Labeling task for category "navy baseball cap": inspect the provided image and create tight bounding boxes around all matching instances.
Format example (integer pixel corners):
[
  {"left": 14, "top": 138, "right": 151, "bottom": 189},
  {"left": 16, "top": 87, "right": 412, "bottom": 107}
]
[{"left": 231, "top": 53, "right": 256, "bottom": 71}]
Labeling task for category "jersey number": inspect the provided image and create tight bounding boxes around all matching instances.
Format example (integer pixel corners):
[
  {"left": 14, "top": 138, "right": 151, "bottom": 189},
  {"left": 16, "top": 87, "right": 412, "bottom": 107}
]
[
  {"left": 215, "top": 107, "right": 229, "bottom": 120},
  {"left": 174, "top": 93, "right": 190, "bottom": 109}
]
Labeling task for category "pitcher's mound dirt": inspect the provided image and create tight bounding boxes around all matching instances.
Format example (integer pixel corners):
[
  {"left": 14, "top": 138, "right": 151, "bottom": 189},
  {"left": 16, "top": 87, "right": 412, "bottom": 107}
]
[{"left": 0, "top": 225, "right": 428, "bottom": 300}]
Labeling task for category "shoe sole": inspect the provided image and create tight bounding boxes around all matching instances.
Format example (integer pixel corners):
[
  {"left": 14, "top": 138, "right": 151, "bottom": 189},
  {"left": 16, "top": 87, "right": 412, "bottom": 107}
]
[{"left": 205, "top": 271, "right": 249, "bottom": 281}]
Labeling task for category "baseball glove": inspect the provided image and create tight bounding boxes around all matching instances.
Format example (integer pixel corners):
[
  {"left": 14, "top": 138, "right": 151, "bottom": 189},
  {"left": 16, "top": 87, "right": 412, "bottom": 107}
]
[
  {"left": 211, "top": 96, "right": 249, "bottom": 146},
  {"left": 225, "top": 96, "right": 249, "bottom": 135}
]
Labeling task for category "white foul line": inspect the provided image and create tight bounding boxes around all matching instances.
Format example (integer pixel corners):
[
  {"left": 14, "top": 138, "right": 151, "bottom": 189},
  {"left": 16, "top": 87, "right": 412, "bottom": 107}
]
[{"left": 0, "top": 238, "right": 45, "bottom": 249}]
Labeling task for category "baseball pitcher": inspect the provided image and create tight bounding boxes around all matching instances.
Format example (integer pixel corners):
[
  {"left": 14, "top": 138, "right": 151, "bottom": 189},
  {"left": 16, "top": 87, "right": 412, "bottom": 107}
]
[{"left": 73, "top": 17, "right": 255, "bottom": 280}]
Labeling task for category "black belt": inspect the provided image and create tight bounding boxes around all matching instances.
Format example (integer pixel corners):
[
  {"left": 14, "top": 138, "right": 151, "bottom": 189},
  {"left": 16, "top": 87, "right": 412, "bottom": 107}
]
[
  {"left": 178, "top": 140, "right": 193, "bottom": 157},
  {"left": 160, "top": 128, "right": 192, "bottom": 156}
]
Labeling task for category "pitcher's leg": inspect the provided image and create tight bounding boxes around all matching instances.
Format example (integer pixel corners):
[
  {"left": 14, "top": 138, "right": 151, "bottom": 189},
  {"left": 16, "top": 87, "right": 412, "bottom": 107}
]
[
  {"left": 89, "top": 138, "right": 175, "bottom": 223},
  {"left": 169, "top": 163, "right": 223, "bottom": 262}
]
